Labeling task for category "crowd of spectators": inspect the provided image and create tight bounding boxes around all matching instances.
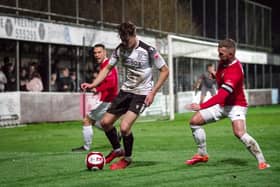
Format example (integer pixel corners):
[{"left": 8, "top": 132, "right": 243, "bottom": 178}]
[{"left": 0, "top": 55, "right": 99, "bottom": 93}]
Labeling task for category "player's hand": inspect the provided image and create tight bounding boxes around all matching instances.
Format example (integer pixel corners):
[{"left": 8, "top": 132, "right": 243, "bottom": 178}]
[
  {"left": 80, "top": 83, "right": 92, "bottom": 91},
  {"left": 144, "top": 92, "right": 155, "bottom": 107},
  {"left": 91, "top": 88, "right": 98, "bottom": 95},
  {"left": 185, "top": 103, "right": 200, "bottom": 111}
]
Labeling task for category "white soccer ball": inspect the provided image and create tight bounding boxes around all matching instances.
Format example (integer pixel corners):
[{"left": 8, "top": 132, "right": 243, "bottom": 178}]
[{"left": 85, "top": 151, "right": 105, "bottom": 171}]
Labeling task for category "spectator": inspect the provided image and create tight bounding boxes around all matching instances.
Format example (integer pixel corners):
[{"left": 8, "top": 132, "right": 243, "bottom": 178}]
[
  {"left": 0, "top": 65, "right": 7, "bottom": 92},
  {"left": 193, "top": 63, "right": 217, "bottom": 104},
  {"left": 50, "top": 72, "right": 58, "bottom": 91},
  {"left": 20, "top": 67, "right": 28, "bottom": 91},
  {"left": 57, "top": 67, "right": 74, "bottom": 92},
  {"left": 28, "top": 62, "right": 38, "bottom": 80},
  {"left": 70, "top": 71, "right": 77, "bottom": 92},
  {"left": 5, "top": 62, "right": 16, "bottom": 91},
  {"left": 26, "top": 72, "right": 43, "bottom": 92},
  {"left": 2, "top": 56, "right": 10, "bottom": 75}
]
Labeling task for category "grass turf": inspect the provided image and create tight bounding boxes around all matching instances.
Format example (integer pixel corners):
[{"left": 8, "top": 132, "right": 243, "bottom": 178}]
[{"left": 0, "top": 105, "right": 280, "bottom": 186}]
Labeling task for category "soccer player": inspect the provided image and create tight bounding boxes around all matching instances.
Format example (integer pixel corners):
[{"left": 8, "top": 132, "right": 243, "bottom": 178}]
[
  {"left": 81, "top": 21, "right": 169, "bottom": 170},
  {"left": 72, "top": 44, "right": 118, "bottom": 152},
  {"left": 185, "top": 39, "right": 270, "bottom": 170},
  {"left": 193, "top": 63, "right": 216, "bottom": 104}
]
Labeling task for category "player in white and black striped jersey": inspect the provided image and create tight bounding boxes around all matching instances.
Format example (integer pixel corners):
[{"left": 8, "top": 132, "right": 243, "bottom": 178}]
[{"left": 81, "top": 21, "right": 169, "bottom": 170}]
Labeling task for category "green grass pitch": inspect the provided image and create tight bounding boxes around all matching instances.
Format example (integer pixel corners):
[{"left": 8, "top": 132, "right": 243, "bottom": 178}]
[{"left": 0, "top": 105, "right": 280, "bottom": 186}]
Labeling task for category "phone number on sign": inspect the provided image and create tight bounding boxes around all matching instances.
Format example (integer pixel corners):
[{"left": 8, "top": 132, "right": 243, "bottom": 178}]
[{"left": 15, "top": 28, "right": 37, "bottom": 41}]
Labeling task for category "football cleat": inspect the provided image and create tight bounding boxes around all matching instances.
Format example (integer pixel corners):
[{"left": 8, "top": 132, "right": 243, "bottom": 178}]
[
  {"left": 185, "top": 154, "right": 209, "bottom": 165},
  {"left": 258, "top": 162, "right": 270, "bottom": 170},
  {"left": 110, "top": 158, "right": 131, "bottom": 170},
  {"left": 105, "top": 149, "right": 125, "bottom": 164},
  {"left": 72, "top": 146, "right": 88, "bottom": 152}
]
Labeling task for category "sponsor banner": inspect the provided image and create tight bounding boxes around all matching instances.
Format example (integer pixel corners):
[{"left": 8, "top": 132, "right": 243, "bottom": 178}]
[
  {"left": 0, "top": 92, "right": 20, "bottom": 126},
  {"left": 0, "top": 15, "right": 156, "bottom": 49}
]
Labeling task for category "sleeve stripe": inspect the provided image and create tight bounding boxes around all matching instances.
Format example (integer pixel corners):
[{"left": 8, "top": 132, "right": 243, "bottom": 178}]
[{"left": 221, "top": 84, "right": 233, "bottom": 93}]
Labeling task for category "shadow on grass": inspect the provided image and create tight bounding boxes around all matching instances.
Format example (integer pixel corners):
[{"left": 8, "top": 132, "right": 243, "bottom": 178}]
[
  {"left": 130, "top": 160, "right": 160, "bottom": 168},
  {"left": 218, "top": 158, "right": 248, "bottom": 166}
]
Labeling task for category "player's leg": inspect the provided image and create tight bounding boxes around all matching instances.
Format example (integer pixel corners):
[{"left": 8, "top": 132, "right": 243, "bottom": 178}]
[
  {"left": 110, "top": 111, "right": 138, "bottom": 170},
  {"left": 109, "top": 93, "right": 146, "bottom": 170},
  {"left": 72, "top": 115, "right": 93, "bottom": 152},
  {"left": 102, "top": 91, "right": 133, "bottom": 164},
  {"left": 231, "top": 119, "right": 270, "bottom": 170},
  {"left": 209, "top": 87, "right": 216, "bottom": 96},
  {"left": 200, "top": 86, "right": 207, "bottom": 104},
  {"left": 186, "top": 105, "right": 223, "bottom": 165},
  {"left": 72, "top": 102, "right": 111, "bottom": 152},
  {"left": 186, "top": 112, "right": 209, "bottom": 165},
  {"left": 100, "top": 112, "right": 124, "bottom": 163},
  {"left": 227, "top": 106, "right": 270, "bottom": 169}
]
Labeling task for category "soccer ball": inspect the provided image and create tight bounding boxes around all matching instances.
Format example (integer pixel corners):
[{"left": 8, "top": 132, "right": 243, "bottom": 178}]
[{"left": 85, "top": 151, "right": 105, "bottom": 171}]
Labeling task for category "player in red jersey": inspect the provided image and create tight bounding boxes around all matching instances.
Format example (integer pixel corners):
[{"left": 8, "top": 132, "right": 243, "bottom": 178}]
[
  {"left": 72, "top": 44, "right": 119, "bottom": 152},
  {"left": 185, "top": 39, "right": 270, "bottom": 170}
]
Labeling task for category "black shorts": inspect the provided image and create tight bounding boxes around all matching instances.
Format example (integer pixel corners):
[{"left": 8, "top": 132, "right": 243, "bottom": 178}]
[{"left": 107, "top": 90, "right": 147, "bottom": 116}]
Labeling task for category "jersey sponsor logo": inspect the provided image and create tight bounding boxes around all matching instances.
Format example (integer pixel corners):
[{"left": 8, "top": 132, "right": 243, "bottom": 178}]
[{"left": 125, "top": 58, "right": 143, "bottom": 68}]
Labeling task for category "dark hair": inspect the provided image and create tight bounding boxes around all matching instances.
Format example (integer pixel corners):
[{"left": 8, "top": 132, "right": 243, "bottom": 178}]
[
  {"left": 93, "top": 43, "right": 105, "bottom": 49},
  {"left": 31, "top": 71, "right": 41, "bottom": 79},
  {"left": 218, "top": 39, "right": 236, "bottom": 49},
  {"left": 118, "top": 21, "right": 136, "bottom": 39},
  {"left": 206, "top": 63, "right": 214, "bottom": 68}
]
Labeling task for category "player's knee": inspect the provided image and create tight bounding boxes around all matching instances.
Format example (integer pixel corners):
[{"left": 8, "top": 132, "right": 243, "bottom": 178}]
[
  {"left": 233, "top": 130, "right": 245, "bottom": 139},
  {"left": 100, "top": 118, "right": 111, "bottom": 130},
  {"left": 120, "top": 122, "right": 131, "bottom": 135},
  {"left": 83, "top": 116, "right": 92, "bottom": 126},
  {"left": 190, "top": 114, "right": 204, "bottom": 126}
]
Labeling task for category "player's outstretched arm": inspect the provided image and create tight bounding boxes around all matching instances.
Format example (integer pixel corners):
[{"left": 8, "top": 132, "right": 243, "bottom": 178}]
[
  {"left": 81, "top": 64, "right": 113, "bottom": 90},
  {"left": 185, "top": 87, "right": 230, "bottom": 111},
  {"left": 144, "top": 65, "right": 169, "bottom": 106}
]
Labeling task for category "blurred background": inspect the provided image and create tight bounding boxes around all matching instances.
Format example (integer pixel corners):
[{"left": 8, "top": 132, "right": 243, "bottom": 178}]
[{"left": 0, "top": 0, "right": 279, "bottom": 124}]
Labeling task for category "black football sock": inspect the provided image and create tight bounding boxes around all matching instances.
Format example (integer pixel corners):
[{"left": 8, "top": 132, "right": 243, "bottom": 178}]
[
  {"left": 105, "top": 127, "right": 121, "bottom": 150},
  {"left": 123, "top": 133, "right": 134, "bottom": 157}
]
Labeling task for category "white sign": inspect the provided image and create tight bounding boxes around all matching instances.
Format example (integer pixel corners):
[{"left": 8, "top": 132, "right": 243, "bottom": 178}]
[
  {"left": 0, "top": 92, "right": 20, "bottom": 126},
  {"left": 170, "top": 36, "right": 267, "bottom": 64},
  {"left": 0, "top": 15, "right": 156, "bottom": 49}
]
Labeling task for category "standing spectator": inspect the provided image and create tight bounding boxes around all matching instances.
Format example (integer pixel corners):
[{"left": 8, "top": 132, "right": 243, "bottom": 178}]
[
  {"left": 26, "top": 72, "right": 43, "bottom": 92},
  {"left": 193, "top": 63, "right": 217, "bottom": 104},
  {"left": 57, "top": 67, "right": 74, "bottom": 92},
  {"left": 5, "top": 62, "right": 16, "bottom": 91},
  {"left": 2, "top": 56, "right": 11, "bottom": 76},
  {"left": 0, "top": 65, "right": 7, "bottom": 92},
  {"left": 28, "top": 62, "right": 38, "bottom": 80},
  {"left": 70, "top": 71, "right": 77, "bottom": 92},
  {"left": 20, "top": 67, "right": 28, "bottom": 91},
  {"left": 50, "top": 72, "right": 58, "bottom": 91}
]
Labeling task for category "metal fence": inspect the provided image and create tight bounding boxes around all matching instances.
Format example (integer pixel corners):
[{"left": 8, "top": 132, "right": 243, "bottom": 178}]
[{"left": 0, "top": 0, "right": 272, "bottom": 51}]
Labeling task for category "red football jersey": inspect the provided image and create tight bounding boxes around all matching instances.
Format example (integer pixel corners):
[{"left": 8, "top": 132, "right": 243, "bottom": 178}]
[
  {"left": 95, "top": 58, "right": 118, "bottom": 102},
  {"left": 215, "top": 59, "right": 247, "bottom": 107}
]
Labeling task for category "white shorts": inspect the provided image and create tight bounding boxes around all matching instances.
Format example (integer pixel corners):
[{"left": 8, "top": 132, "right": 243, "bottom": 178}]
[
  {"left": 87, "top": 101, "right": 111, "bottom": 128},
  {"left": 200, "top": 105, "right": 247, "bottom": 123}
]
